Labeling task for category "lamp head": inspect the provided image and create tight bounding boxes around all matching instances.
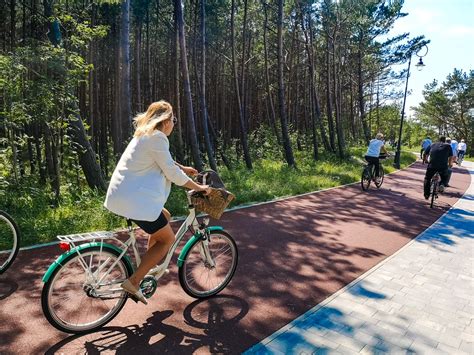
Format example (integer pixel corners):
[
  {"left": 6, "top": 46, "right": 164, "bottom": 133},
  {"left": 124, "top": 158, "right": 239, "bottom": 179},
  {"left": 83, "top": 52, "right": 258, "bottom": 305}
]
[{"left": 415, "top": 57, "right": 425, "bottom": 71}]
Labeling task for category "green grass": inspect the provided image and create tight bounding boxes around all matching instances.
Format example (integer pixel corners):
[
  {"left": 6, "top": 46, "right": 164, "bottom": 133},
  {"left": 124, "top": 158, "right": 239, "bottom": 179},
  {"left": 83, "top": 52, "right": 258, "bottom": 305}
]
[{"left": 0, "top": 149, "right": 415, "bottom": 248}]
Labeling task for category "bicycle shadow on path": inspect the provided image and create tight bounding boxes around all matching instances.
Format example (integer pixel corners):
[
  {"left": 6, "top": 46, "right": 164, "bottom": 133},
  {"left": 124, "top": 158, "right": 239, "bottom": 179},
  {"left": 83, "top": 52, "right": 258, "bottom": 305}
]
[
  {"left": 0, "top": 278, "right": 18, "bottom": 301},
  {"left": 45, "top": 295, "right": 249, "bottom": 354}
]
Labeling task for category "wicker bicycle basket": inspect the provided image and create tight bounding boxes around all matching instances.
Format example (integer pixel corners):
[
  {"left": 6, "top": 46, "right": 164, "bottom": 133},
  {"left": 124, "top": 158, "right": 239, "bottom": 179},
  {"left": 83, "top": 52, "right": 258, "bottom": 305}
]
[{"left": 191, "top": 170, "right": 235, "bottom": 219}]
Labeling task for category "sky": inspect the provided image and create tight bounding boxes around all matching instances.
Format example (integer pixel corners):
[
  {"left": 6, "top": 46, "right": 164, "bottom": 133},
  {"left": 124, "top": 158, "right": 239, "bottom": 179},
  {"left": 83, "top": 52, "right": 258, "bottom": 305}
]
[{"left": 388, "top": 0, "right": 474, "bottom": 117}]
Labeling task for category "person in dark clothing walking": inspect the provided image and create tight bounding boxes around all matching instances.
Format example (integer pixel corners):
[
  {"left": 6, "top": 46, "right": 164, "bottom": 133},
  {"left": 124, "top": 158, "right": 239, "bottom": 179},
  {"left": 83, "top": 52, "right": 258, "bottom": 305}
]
[{"left": 423, "top": 136, "right": 453, "bottom": 199}]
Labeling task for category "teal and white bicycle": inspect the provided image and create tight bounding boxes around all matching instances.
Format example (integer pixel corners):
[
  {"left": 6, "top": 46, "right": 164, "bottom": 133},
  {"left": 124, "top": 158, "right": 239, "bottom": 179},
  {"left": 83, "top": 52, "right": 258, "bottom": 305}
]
[{"left": 41, "top": 190, "right": 238, "bottom": 334}]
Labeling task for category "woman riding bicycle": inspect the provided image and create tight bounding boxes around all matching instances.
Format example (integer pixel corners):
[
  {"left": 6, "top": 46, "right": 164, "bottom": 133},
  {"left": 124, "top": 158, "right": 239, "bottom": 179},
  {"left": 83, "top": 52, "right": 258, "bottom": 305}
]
[
  {"left": 365, "top": 132, "right": 389, "bottom": 179},
  {"left": 104, "top": 100, "right": 211, "bottom": 304}
]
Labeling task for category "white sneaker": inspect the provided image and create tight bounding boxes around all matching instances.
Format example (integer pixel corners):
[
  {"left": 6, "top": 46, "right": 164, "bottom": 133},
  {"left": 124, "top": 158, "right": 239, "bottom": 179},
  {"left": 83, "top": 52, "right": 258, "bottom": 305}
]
[{"left": 438, "top": 184, "right": 445, "bottom": 193}]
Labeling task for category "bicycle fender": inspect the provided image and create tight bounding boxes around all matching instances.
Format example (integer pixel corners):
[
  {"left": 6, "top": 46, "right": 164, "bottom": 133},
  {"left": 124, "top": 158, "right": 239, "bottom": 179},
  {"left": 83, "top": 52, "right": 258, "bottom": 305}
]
[
  {"left": 42, "top": 242, "right": 134, "bottom": 283},
  {"left": 177, "top": 226, "right": 224, "bottom": 267}
]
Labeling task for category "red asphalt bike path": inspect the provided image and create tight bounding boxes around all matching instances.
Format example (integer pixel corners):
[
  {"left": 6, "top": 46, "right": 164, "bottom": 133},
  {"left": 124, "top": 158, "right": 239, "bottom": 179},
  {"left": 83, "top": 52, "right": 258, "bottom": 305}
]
[{"left": 0, "top": 161, "right": 471, "bottom": 354}]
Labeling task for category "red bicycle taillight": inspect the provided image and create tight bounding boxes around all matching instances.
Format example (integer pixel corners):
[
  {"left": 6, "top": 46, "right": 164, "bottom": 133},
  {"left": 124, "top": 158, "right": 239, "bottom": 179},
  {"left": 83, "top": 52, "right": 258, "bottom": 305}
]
[{"left": 59, "top": 242, "right": 71, "bottom": 252}]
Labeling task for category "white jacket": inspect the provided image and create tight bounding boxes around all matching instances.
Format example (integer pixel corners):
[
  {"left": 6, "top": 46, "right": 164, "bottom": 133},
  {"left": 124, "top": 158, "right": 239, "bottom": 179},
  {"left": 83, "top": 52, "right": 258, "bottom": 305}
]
[{"left": 104, "top": 130, "right": 190, "bottom": 221}]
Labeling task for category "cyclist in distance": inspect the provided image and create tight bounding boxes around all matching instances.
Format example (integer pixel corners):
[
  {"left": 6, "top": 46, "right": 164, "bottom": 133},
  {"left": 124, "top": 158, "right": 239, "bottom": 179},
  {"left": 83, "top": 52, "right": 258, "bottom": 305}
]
[
  {"left": 457, "top": 139, "right": 467, "bottom": 163},
  {"left": 104, "top": 100, "right": 211, "bottom": 304},
  {"left": 365, "top": 132, "right": 389, "bottom": 179},
  {"left": 421, "top": 136, "right": 432, "bottom": 162},
  {"left": 423, "top": 136, "right": 453, "bottom": 199}
]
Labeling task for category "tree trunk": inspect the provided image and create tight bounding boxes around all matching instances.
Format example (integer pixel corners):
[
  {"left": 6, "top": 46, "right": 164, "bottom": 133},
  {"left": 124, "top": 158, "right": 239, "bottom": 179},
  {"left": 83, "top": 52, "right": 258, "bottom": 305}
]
[
  {"left": 43, "top": 122, "right": 60, "bottom": 201},
  {"left": 240, "top": 0, "right": 249, "bottom": 131},
  {"left": 358, "top": 38, "right": 370, "bottom": 144},
  {"left": 119, "top": 0, "right": 132, "bottom": 148},
  {"left": 199, "top": 0, "right": 217, "bottom": 171},
  {"left": 173, "top": 5, "right": 185, "bottom": 163},
  {"left": 299, "top": 4, "right": 330, "bottom": 158},
  {"left": 25, "top": 124, "right": 35, "bottom": 174},
  {"left": 34, "top": 122, "right": 46, "bottom": 184},
  {"left": 325, "top": 34, "right": 336, "bottom": 152},
  {"left": 231, "top": 0, "right": 252, "bottom": 169},
  {"left": 135, "top": 20, "right": 143, "bottom": 112},
  {"left": 68, "top": 106, "right": 107, "bottom": 191},
  {"left": 332, "top": 30, "right": 345, "bottom": 158},
  {"left": 10, "top": 0, "right": 15, "bottom": 49},
  {"left": 277, "top": 0, "right": 295, "bottom": 167},
  {"left": 262, "top": 1, "right": 280, "bottom": 143},
  {"left": 146, "top": 6, "right": 152, "bottom": 104},
  {"left": 175, "top": 0, "right": 203, "bottom": 171}
]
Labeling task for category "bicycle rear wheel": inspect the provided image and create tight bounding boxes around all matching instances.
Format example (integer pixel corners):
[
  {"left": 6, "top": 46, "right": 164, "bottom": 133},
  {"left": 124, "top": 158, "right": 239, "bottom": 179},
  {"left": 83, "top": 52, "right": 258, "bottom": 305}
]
[
  {"left": 41, "top": 246, "right": 132, "bottom": 334},
  {"left": 179, "top": 230, "right": 238, "bottom": 299},
  {"left": 0, "top": 211, "right": 20, "bottom": 274},
  {"left": 374, "top": 166, "right": 384, "bottom": 188},
  {"left": 361, "top": 167, "right": 371, "bottom": 191}
]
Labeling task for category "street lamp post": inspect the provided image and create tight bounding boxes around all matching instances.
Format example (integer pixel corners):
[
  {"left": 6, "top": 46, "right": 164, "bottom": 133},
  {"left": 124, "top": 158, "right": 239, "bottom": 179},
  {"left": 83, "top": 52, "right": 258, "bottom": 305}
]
[{"left": 393, "top": 44, "right": 428, "bottom": 169}]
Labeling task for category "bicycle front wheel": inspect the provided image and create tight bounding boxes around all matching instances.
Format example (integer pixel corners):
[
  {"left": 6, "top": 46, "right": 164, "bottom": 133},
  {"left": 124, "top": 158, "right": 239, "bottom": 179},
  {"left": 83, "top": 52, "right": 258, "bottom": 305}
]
[
  {"left": 375, "top": 166, "right": 384, "bottom": 188},
  {"left": 179, "top": 230, "right": 238, "bottom": 299},
  {"left": 361, "top": 167, "right": 371, "bottom": 191},
  {"left": 41, "top": 246, "right": 132, "bottom": 334},
  {"left": 0, "top": 211, "right": 20, "bottom": 274}
]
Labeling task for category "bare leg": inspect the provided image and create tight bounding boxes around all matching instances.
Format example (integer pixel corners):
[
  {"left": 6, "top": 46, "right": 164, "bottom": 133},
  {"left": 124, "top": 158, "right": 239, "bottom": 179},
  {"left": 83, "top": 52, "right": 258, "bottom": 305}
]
[
  {"left": 128, "top": 223, "right": 174, "bottom": 289},
  {"left": 147, "top": 208, "right": 171, "bottom": 250}
]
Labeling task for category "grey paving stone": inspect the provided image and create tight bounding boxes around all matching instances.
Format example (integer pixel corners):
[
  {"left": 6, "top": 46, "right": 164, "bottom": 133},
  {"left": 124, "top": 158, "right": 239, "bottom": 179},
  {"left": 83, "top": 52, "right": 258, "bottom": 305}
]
[
  {"left": 436, "top": 333, "right": 462, "bottom": 349},
  {"left": 459, "top": 340, "right": 474, "bottom": 354},
  {"left": 265, "top": 330, "right": 336, "bottom": 354},
  {"left": 408, "top": 341, "right": 444, "bottom": 354},
  {"left": 436, "top": 341, "right": 463, "bottom": 354},
  {"left": 316, "top": 329, "right": 367, "bottom": 352}
]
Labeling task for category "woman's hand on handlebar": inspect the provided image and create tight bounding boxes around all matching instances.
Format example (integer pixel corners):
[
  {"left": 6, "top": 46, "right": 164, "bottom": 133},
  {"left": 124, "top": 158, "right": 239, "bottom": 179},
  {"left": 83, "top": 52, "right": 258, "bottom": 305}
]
[
  {"left": 183, "top": 179, "right": 212, "bottom": 195},
  {"left": 197, "top": 184, "right": 212, "bottom": 195}
]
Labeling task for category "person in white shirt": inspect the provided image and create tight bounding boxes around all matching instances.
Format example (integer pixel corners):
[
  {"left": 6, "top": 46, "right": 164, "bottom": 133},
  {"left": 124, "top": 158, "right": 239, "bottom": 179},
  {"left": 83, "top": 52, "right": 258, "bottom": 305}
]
[
  {"left": 365, "top": 132, "right": 389, "bottom": 179},
  {"left": 457, "top": 139, "right": 467, "bottom": 162},
  {"left": 104, "top": 100, "right": 211, "bottom": 304}
]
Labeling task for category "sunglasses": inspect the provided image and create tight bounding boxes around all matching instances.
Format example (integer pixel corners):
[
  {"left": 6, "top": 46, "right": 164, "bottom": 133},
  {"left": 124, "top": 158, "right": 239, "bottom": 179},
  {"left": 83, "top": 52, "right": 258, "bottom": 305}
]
[{"left": 172, "top": 116, "right": 178, "bottom": 124}]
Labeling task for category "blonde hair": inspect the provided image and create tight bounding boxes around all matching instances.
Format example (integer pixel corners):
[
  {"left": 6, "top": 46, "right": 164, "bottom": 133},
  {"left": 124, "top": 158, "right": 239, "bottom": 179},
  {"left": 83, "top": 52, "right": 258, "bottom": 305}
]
[{"left": 133, "top": 100, "right": 173, "bottom": 138}]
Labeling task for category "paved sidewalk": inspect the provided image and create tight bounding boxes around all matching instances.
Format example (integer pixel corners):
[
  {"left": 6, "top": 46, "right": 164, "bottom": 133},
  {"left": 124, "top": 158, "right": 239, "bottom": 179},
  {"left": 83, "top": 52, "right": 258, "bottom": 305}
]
[{"left": 245, "top": 162, "right": 474, "bottom": 354}]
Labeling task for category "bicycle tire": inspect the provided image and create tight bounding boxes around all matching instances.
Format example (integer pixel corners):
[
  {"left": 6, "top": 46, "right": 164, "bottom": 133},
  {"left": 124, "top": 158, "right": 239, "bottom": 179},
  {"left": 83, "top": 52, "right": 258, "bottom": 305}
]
[
  {"left": 179, "top": 230, "right": 238, "bottom": 299},
  {"left": 375, "top": 166, "right": 384, "bottom": 188},
  {"left": 430, "top": 180, "right": 437, "bottom": 209},
  {"left": 0, "top": 211, "right": 20, "bottom": 274},
  {"left": 41, "top": 246, "right": 132, "bottom": 334},
  {"left": 361, "top": 167, "right": 371, "bottom": 191}
]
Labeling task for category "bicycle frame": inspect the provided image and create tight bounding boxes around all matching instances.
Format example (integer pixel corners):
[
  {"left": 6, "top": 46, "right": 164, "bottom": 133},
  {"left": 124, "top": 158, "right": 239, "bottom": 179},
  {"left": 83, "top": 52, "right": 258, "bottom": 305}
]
[{"left": 43, "top": 191, "right": 215, "bottom": 297}]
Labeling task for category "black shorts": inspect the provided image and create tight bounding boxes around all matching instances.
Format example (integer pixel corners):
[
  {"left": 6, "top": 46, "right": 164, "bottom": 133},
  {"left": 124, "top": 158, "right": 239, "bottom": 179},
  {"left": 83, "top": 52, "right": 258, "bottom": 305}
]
[{"left": 132, "top": 212, "right": 168, "bottom": 234}]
